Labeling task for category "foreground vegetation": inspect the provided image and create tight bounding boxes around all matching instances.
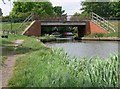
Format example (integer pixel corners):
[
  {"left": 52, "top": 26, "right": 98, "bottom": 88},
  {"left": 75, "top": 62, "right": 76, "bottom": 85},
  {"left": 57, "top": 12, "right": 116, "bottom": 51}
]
[
  {"left": 3, "top": 34, "right": 118, "bottom": 87},
  {"left": 0, "top": 34, "right": 28, "bottom": 66}
]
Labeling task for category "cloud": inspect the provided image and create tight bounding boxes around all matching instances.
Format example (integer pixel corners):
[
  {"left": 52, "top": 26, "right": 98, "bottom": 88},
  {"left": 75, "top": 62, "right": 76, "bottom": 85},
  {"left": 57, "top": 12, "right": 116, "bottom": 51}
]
[
  {"left": 50, "top": 0, "right": 82, "bottom": 15},
  {"left": 0, "top": 0, "right": 13, "bottom": 16},
  {"left": 1, "top": 0, "right": 82, "bottom": 16}
]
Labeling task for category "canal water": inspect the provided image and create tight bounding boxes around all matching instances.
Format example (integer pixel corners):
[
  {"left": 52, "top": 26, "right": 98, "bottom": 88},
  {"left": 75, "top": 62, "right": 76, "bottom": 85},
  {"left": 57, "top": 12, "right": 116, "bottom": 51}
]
[{"left": 45, "top": 41, "right": 119, "bottom": 59}]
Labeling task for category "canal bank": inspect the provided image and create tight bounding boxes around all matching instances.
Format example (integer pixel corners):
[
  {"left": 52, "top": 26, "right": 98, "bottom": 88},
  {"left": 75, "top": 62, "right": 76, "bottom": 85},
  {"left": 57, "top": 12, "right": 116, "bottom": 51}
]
[
  {"left": 39, "top": 37, "right": 120, "bottom": 42},
  {"left": 76, "top": 37, "right": 120, "bottom": 41},
  {"left": 3, "top": 34, "right": 118, "bottom": 87}
]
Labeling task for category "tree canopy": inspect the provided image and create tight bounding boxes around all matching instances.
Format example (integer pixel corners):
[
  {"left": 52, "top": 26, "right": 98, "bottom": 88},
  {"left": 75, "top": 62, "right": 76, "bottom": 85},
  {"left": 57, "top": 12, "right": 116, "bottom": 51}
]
[
  {"left": 11, "top": 2, "right": 56, "bottom": 17},
  {"left": 80, "top": 2, "right": 120, "bottom": 18},
  {"left": 53, "top": 6, "right": 66, "bottom": 16},
  {"left": 11, "top": 2, "right": 66, "bottom": 18}
]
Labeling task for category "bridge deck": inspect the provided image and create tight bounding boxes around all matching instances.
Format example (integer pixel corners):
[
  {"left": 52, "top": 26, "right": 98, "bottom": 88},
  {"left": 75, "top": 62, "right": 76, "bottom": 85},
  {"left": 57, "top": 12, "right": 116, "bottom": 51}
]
[{"left": 41, "top": 21, "right": 87, "bottom": 26}]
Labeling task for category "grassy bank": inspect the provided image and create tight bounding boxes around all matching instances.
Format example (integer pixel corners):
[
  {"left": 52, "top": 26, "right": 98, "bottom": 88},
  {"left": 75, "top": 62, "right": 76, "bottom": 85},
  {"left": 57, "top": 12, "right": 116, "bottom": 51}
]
[
  {"left": 0, "top": 34, "right": 29, "bottom": 66},
  {"left": 1, "top": 22, "right": 31, "bottom": 34},
  {"left": 85, "top": 31, "right": 120, "bottom": 38},
  {"left": 110, "top": 21, "right": 120, "bottom": 30},
  {"left": 6, "top": 34, "right": 119, "bottom": 87}
]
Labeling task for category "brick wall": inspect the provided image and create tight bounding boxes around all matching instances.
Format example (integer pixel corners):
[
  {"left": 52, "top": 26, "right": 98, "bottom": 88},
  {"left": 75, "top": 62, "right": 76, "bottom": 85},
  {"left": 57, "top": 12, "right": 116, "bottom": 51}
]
[
  {"left": 89, "top": 21, "right": 108, "bottom": 34},
  {"left": 23, "top": 20, "right": 41, "bottom": 36}
]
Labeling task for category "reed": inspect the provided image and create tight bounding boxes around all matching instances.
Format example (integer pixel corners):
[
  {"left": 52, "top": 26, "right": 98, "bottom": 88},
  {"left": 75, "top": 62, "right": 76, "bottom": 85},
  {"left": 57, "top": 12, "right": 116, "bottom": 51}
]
[{"left": 8, "top": 47, "right": 119, "bottom": 87}]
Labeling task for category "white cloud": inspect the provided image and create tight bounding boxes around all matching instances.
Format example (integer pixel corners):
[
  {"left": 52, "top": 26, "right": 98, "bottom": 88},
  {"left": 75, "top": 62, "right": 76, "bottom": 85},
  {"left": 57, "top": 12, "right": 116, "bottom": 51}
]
[
  {"left": 0, "top": 0, "right": 13, "bottom": 16},
  {"left": 50, "top": 1, "right": 82, "bottom": 15},
  {"left": 50, "top": 0, "right": 84, "bottom": 3}
]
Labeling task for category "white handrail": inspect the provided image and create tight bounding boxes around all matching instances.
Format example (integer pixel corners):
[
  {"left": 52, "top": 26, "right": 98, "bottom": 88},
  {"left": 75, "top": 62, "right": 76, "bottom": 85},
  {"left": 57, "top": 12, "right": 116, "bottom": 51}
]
[
  {"left": 17, "top": 13, "right": 33, "bottom": 29},
  {"left": 91, "top": 12, "right": 115, "bottom": 32}
]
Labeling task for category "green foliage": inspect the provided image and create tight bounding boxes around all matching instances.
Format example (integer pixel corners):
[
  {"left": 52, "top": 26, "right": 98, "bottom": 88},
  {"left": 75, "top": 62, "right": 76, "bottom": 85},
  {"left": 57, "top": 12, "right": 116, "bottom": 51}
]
[
  {"left": 95, "top": 33, "right": 104, "bottom": 37},
  {"left": 0, "top": 34, "right": 28, "bottom": 66},
  {"left": 11, "top": 2, "right": 56, "bottom": 18},
  {"left": 85, "top": 31, "right": 119, "bottom": 37},
  {"left": 1, "top": 22, "right": 31, "bottom": 34},
  {"left": 104, "top": 31, "right": 119, "bottom": 37},
  {"left": 70, "top": 12, "right": 89, "bottom": 21},
  {"left": 110, "top": 2, "right": 120, "bottom": 17},
  {"left": 53, "top": 6, "right": 66, "bottom": 16},
  {"left": 81, "top": 2, "right": 120, "bottom": 18},
  {"left": 6, "top": 35, "right": 118, "bottom": 87}
]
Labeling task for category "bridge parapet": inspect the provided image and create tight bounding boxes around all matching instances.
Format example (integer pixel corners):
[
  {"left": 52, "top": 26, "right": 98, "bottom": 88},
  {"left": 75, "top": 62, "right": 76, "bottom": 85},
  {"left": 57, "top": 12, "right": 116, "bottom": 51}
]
[{"left": 33, "top": 14, "right": 90, "bottom": 22}]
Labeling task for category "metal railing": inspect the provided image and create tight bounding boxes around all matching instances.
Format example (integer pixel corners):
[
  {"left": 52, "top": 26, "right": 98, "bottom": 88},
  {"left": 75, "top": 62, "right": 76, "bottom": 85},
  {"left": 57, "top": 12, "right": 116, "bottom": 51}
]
[
  {"left": 91, "top": 12, "right": 116, "bottom": 32},
  {"left": 17, "top": 13, "right": 34, "bottom": 33}
]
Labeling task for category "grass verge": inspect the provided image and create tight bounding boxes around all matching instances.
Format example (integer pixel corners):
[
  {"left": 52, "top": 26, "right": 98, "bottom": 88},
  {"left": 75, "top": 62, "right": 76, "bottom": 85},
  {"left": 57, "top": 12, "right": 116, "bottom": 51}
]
[
  {"left": 85, "top": 31, "right": 120, "bottom": 38},
  {"left": 0, "top": 34, "right": 29, "bottom": 66},
  {"left": 1, "top": 22, "right": 31, "bottom": 34}
]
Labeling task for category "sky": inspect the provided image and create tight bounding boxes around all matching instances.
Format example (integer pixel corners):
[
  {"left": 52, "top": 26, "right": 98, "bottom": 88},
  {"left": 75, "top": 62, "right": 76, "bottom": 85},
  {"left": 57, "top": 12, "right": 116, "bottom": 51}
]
[{"left": 0, "top": 0, "right": 83, "bottom": 16}]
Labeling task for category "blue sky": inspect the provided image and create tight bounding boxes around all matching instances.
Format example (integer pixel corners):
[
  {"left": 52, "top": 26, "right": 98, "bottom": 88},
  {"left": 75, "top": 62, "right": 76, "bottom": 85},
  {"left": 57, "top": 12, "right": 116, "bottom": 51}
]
[{"left": 0, "top": 0, "right": 83, "bottom": 16}]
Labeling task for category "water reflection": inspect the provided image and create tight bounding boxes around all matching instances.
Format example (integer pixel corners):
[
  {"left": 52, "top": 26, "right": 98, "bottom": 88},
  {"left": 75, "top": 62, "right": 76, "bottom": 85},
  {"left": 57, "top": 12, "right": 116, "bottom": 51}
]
[{"left": 46, "top": 41, "right": 119, "bottom": 59}]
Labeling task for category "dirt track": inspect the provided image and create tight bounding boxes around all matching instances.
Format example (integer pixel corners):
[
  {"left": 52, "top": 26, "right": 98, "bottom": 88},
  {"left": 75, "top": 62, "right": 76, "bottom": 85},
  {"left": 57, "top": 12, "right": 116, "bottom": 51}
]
[{"left": 1, "top": 40, "right": 24, "bottom": 88}]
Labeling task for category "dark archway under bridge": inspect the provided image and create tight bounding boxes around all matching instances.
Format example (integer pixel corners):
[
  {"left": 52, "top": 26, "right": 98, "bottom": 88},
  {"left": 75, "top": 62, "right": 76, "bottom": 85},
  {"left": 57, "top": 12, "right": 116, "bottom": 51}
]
[{"left": 41, "top": 21, "right": 87, "bottom": 37}]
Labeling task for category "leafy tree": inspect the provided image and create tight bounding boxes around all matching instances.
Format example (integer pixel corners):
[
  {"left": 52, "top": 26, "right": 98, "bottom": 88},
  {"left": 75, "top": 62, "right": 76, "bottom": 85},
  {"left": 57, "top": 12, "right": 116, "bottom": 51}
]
[
  {"left": 80, "top": 2, "right": 120, "bottom": 17},
  {"left": 110, "top": 2, "right": 120, "bottom": 17},
  {"left": 53, "top": 6, "right": 66, "bottom": 16},
  {"left": 11, "top": 2, "right": 56, "bottom": 18},
  {"left": 0, "top": 8, "right": 3, "bottom": 16}
]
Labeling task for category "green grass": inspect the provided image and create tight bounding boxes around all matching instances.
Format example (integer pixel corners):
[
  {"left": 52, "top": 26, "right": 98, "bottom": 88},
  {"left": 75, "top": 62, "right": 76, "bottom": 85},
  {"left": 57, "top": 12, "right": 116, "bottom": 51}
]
[
  {"left": 7, "top": 35, "right": 119, "bottom": 87},
  {"left": 0, "top": 34, "right": 29, "bottom": 66},
  {"left": 104, "top": 31, "right": 119, "bottom": 37},
  {"left": 85, "top": 31, "right": 119, "bottom": 38},
  {"left": 1, "top": 22, "right": 31, "bottom": 34},
  {"left": 109, "top": 21, "right": 120, "bottom": 31}
]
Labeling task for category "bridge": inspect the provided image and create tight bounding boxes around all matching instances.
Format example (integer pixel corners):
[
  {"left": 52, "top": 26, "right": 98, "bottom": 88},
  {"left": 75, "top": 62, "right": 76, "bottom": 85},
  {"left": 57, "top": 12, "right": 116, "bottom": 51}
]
[
  {"left": 40, "top": 21, "right": 86, "bottom": 26},
  {"left": 21, "top": 12, "right": 116, "bottom": 37}
]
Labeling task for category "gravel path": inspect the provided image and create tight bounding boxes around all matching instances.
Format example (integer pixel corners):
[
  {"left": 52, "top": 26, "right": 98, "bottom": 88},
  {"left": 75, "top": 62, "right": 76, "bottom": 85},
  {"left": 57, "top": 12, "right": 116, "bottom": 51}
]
[{"left": 1, "top": 40, "right": 24, "bottom": 88}]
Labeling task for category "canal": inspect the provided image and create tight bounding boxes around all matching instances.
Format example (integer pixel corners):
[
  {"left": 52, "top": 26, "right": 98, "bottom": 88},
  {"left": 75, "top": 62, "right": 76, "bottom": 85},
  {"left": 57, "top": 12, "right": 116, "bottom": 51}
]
[{"left": 45, "top": 41, "right": 119, "bottom": 59}]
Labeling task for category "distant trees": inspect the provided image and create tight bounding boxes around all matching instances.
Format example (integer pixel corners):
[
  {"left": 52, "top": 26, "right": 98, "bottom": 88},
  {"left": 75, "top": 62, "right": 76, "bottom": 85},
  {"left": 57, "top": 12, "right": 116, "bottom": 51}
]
[
  {"left": 53, "top": 6, "right": 66, "bottom": 16},
  {"left": 11, "top": 2, "right": 67, "bottom": 19},
  {"left": 80, "top": 2, "right": 120, "bottom": 18}
]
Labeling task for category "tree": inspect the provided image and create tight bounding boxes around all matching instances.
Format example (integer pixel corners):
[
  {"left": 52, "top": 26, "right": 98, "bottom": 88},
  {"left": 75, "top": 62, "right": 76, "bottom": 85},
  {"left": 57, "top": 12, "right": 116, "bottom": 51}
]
[
  {"left": 53, "top": 6, "right": 65, "bottom": 16},
  {"left": 11, "top": 2, "right": 56, "bottom": 18},
  {"left": 0, "top": 8, "right": 3, "bottom": 16},
  {"left": 110, "top": 2, "right": 120, "bottom": 17},
  {"left": 80, "top": 2, "right": 120, "bottom": 18}
]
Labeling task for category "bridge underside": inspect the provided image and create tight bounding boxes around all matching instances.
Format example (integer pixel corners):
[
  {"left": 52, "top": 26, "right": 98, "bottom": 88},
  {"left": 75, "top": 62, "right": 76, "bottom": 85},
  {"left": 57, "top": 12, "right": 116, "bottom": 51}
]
[
  {"left": 41, "top": 21, "right": 88, "bottom": 37},
  {"left": 41, "top": 25, "right": 86, "bottom": 37}
]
